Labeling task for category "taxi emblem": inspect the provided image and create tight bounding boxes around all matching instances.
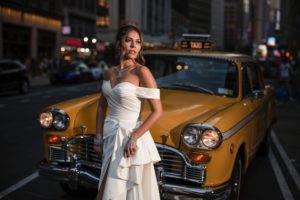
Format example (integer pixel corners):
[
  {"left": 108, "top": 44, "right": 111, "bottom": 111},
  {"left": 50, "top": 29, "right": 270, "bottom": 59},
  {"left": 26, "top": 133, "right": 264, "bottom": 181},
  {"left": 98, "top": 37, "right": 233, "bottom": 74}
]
[{"left": 160, "top": 134, "right": 169, "bottom": 145}]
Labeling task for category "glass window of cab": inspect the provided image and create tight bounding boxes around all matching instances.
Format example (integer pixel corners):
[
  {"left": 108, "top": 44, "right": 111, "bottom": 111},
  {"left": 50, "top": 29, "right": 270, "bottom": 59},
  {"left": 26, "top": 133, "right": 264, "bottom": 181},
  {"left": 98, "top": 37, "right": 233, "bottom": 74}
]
[{"left": 145, "top": 55, "right": 238, "bottom": 97}]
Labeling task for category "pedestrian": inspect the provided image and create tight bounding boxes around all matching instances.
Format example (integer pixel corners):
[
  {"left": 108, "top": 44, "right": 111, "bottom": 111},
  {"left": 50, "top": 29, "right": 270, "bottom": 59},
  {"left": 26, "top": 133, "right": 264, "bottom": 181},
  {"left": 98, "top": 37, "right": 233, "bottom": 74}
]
[
  {"left": 93, "top": 22, "right": 163, "bottom": 200},
  {"left": 279, "top": 56, "right": 294, "bottom": 101}
]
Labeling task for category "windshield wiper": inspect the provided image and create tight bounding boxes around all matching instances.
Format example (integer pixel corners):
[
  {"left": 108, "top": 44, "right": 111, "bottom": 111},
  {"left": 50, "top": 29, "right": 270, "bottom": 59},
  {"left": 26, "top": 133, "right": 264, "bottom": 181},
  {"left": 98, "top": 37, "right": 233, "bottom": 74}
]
[{"left": 173, "top": 82, "right": 215, "bottom": 95}]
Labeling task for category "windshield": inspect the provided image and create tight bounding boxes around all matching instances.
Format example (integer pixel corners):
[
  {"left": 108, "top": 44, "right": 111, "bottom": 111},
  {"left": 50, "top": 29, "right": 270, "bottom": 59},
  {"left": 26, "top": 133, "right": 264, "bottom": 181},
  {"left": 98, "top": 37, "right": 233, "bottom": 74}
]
[{"left": 145, "top": 55, "right": 238, "bottom": 97}]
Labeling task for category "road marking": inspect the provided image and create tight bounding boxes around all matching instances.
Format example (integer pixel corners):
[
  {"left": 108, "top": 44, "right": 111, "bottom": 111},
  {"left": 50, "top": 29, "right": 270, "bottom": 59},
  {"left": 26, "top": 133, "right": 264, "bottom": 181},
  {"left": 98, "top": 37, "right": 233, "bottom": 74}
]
[
  {"left": 0, "top": 171, "right": 38, "bottom": 199},
  {"left": 268, "top": 148, "right": 294, "bottom": 200},
  {"left": 271, "top": 130, "right": 300, "bottom": 191}
]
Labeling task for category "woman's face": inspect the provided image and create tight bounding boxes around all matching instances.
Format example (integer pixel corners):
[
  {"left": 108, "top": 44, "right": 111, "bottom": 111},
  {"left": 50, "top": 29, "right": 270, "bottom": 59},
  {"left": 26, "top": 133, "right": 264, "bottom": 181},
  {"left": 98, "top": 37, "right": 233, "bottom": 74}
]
[{"left": 122, "top": 30, "right": 142, "bottom": 60}]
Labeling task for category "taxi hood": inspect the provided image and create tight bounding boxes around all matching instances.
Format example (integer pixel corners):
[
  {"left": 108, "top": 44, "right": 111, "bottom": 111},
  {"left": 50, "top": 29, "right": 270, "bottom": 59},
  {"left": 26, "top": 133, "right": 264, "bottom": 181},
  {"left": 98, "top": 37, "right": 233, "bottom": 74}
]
[{"left": 143, "top": 89, "right": 236, "bottom": 147}]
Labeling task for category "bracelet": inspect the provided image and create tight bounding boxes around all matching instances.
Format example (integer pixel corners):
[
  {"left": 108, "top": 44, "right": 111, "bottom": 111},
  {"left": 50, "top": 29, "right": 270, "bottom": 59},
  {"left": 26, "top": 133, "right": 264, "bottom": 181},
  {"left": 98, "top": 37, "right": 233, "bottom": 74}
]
[
  {"left": 129, "top": 134, "right": 137, "bottom": 142},
  {"left": 94, "top": 137, "right": 104, "bottom": 145}
]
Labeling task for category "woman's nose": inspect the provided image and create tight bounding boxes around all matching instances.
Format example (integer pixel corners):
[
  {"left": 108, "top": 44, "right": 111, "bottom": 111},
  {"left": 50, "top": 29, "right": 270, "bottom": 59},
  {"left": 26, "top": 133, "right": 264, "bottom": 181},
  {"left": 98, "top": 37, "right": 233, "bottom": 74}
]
[{"left": 130, "top": 42, "right": 135, "bottom": 48}]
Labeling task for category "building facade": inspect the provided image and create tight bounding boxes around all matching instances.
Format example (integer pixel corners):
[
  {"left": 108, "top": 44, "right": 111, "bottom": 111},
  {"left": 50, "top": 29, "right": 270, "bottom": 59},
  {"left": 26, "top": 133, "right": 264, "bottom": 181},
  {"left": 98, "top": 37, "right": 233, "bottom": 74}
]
[
  {"left": 0, "top": 0, "right": 98, "bottom": 61},
  {"left": 96, "top": 0, "right": 172, "bottom": 45},
  {"left": 0, "top": 0, "right": 62, "bottom": 60}
]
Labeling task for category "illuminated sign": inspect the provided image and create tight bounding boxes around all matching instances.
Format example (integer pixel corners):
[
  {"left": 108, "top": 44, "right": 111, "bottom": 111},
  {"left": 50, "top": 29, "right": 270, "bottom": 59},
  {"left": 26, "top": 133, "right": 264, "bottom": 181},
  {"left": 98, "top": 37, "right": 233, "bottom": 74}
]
[
  {"left": 64, "top": 38, "right": 82, "bottom": 47},
  {"left": 62, "top": 26, "right": 71, "bottom": 35},
  {"left": 180, "top": 40, "right": 211, "bottom": 49},
  {"left": 267, "top": 37, "right": 276, "bottom": 46}
]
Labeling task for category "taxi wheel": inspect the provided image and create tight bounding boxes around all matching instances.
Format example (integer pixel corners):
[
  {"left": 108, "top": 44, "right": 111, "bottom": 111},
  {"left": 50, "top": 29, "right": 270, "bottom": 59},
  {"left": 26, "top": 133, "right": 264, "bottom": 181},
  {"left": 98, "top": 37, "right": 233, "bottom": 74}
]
[{"left": 229, "top": 155, "right": 242, "bottom": 200}]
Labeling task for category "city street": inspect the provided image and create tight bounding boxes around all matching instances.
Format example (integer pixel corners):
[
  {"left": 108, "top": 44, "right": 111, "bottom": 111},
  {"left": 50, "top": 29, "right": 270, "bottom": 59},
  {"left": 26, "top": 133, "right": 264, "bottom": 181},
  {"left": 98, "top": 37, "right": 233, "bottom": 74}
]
[{"left": 0, "top": 76, "right": 299, "bottom": 200}]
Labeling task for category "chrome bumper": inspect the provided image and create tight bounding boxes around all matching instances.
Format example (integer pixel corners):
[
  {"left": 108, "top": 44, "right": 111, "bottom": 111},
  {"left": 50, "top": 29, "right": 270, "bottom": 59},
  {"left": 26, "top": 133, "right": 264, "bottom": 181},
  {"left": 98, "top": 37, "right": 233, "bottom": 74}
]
[
  {"left": 161, "top": 183, "right": 231, "bottom": 200},
  {"left": 38, "top": 160, "right": 231, "bottom": 199},
  {"left": 38, "top": 160, "right": 99, "bottom": 190}
]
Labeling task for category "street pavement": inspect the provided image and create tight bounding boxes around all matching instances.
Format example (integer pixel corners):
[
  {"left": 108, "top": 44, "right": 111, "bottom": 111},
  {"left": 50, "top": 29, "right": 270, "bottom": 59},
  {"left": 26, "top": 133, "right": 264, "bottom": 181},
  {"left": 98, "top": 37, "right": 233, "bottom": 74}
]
[{"left": 29, "top": 74, "right": 50, "bottom": 88}]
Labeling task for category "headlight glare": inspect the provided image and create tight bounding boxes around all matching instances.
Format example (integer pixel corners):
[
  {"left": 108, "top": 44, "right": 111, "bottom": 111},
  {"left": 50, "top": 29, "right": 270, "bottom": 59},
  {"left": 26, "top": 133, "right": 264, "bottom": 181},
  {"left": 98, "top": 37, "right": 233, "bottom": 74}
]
[
  {"left": 201, "top": 129, "right": 221, "bottom": 148},
  {"left": 182, "top": 126, "right": 200, "bottom": 145},
  {"left": 181, "top": 124, "right": 223, "bottom": 150},
  {"left": 38, "top": 109, "right": 69, "bottom": 131},
  {"left": 39, "top": 112, "right": 53, "bottom": 128}
]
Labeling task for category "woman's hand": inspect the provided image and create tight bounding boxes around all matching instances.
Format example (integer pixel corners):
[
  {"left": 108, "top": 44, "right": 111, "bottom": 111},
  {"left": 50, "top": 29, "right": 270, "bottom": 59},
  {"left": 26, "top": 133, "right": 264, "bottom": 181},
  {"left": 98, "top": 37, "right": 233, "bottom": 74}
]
[
  {"left": 93, "top": 137, "right": 104, "bottom": 157},
  {"left": 124, "top": 135, "right": 138, "bottom": 158},
  {"left": 94, "top": 143, "right": 103, "bottom": 157}
]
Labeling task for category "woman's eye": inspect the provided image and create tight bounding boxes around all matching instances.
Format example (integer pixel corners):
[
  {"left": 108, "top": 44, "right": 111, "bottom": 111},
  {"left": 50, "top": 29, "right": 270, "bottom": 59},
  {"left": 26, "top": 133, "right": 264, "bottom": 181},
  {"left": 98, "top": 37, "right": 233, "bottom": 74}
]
[{"left": 125, "top": 38, "right": 132, "bottom": 42}]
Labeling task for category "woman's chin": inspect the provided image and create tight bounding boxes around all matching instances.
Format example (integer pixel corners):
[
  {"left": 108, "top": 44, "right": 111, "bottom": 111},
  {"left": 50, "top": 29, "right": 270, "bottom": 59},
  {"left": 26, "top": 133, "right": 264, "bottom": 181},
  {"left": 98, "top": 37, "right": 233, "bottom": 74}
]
[{"left": 125, "top": 55, "right": 137, "bottom": 60}]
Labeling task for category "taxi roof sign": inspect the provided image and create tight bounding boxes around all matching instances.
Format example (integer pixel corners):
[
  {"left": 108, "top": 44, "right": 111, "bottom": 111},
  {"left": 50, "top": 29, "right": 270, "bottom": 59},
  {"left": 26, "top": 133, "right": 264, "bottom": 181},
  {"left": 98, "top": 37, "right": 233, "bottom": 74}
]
[
  {"left": 179, "top": 34, "right": 212, "bottom": 49},
  {"left": 182, "top": 34, "right": 211, "bottom": 41}
]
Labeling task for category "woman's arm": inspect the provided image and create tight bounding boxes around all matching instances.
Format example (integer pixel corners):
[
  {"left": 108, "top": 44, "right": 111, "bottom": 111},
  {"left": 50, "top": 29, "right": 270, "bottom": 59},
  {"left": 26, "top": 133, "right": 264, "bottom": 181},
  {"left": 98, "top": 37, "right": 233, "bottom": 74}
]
[
  {"left": 124, "top": 66, "right": 163, "bottom": 157},
  {"left": 94, "top": 70, "right": 111, "bottom": 156},
  {"left": 94, "top": 91, "right": 108, "bottom": 157},
  {"left": 95, "top": 94, "right": 108, "bottom": 139}
]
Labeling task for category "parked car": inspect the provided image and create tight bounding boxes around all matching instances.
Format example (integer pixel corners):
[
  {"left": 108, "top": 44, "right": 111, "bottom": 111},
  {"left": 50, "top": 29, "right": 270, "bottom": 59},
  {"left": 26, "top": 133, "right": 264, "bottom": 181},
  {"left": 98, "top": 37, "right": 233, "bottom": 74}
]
[
  {"left": 37, "top": 36, "right": 276, "bottom": 199},
  {"left": 88, "top": 60, "right": 108, "bottom": 80},
  {"left": 0, "top": 60, "right": 30, "bottom": 94},
  {"left": 49, "top": 61, "right": 93, "bottom": 84}
]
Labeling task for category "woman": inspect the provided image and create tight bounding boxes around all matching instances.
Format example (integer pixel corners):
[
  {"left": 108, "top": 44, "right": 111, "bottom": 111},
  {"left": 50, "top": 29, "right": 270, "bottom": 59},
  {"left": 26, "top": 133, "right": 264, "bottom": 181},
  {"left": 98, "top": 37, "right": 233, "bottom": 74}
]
[{"left": 94, "top": 22, "right": 163, "bottom": 200}]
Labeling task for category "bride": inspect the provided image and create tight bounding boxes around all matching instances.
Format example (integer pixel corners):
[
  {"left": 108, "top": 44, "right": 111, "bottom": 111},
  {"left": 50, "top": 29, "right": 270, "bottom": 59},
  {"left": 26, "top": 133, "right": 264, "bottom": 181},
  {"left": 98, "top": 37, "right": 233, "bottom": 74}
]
[{"left": 93, "top": 22, "right": 163, "bottom": 200}]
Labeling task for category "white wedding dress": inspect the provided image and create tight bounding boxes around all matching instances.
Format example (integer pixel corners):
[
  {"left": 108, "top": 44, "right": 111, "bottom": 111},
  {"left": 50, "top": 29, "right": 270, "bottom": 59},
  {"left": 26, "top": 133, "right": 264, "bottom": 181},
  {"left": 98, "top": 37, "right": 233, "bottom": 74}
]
[{"left": 99, "top": 80, "right": 161, "bottom": 200}]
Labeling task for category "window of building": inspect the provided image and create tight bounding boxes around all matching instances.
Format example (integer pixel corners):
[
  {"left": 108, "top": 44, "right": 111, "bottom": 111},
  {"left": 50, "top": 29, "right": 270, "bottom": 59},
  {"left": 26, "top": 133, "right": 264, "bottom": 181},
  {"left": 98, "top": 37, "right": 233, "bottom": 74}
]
[
  {"left": 98, "top": 0, "right": 109, "bottom": 8},
  {"left": 97, "top": 16, "right": 109, "bottom": 27},
  {"left": 97, "top": 0, "right": 109, "bottom": 27}
]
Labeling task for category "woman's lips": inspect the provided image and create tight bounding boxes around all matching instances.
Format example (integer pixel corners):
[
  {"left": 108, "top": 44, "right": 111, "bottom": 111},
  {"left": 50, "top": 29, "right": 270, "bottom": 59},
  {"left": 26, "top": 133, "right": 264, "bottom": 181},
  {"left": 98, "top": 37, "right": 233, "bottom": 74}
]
[{"left": 129, "top": 50, "right": 136, "bottom": 54}]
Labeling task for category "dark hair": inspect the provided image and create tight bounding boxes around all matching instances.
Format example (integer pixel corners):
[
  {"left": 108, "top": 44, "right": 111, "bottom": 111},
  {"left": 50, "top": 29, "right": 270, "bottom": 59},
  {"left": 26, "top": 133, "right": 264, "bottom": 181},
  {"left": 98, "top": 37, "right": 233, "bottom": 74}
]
[{"left": 115, "top": 22, "right": 145, "bottom": 65}]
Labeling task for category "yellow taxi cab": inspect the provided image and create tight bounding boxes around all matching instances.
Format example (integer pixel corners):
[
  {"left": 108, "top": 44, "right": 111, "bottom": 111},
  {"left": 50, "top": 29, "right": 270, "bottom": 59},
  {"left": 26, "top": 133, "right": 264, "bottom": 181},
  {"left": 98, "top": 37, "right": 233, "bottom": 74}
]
[{"left": 37, "top": 34, "right": 276, "bottom": 199}]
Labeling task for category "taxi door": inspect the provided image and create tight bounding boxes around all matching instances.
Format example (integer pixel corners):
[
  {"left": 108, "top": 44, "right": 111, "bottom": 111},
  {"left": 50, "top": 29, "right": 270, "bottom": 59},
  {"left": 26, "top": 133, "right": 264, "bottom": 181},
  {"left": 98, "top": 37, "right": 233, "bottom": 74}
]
[{"left": 241, "top": 62, "right": 267, "bottom": 158}]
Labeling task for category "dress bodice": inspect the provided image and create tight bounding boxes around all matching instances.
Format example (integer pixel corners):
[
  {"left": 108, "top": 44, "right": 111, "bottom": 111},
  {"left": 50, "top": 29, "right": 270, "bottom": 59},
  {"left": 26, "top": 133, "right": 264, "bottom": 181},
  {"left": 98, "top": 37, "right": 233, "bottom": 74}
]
[{"left": 102, "top": 80, "right": 160, "bottom": 121}]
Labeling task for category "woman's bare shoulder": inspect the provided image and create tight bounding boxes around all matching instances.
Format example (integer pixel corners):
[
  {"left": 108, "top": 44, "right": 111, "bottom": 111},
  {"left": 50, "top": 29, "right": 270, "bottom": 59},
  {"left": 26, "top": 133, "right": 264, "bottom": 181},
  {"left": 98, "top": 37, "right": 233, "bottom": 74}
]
[{"left": 136, "top": 65, "right": 156, "bottom": 87}]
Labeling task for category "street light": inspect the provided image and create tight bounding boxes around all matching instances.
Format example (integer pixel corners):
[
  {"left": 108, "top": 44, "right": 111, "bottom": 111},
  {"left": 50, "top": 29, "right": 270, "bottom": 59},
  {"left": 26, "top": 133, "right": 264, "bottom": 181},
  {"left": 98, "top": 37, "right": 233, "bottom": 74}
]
[
  {"left": 83, "top": 37, "right": 89, "bottom": 42},
  {"left": 92, "top": 38, "right": 97, "bottom": 44}
]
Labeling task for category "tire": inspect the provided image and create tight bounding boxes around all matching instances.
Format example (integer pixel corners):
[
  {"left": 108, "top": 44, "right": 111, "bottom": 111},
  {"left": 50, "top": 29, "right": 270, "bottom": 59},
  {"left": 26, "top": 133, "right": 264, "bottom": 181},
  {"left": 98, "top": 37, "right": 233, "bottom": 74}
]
[
  {"left": 229, "top": 155, "right": 242, "bottom": 200},
  {"left": 19, "top": 80, "right": 30, "bottom": 94}
]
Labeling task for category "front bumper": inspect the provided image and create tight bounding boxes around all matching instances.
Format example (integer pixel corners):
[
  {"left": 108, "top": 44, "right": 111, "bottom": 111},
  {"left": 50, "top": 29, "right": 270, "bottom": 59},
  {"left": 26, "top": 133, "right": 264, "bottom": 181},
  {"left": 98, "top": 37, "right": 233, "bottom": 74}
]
[
  {"left": 38, "top": 160, "right": 99, "bottom": 189},
  {"left": 161, "top": 183, "right": 231, "bottom": 200},
  {"left": 38, "top": 160, "right": 231, "bottom": 199}
]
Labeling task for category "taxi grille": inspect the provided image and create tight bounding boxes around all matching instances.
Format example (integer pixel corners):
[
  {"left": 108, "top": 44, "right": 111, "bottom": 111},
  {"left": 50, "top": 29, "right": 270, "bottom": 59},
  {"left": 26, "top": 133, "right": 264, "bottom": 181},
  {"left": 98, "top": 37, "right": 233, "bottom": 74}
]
[
  {"left": 156, "top": 144, "right": 205, "bottom": 184},
  {"left": 49, "top": 146, "right": 68, "bottom": 162},
  {"left": 67, "top": 136, "right": 102, "bottom": 172},
  {"left": 48, "top": 136, "right": 205, "bottom": 184}
]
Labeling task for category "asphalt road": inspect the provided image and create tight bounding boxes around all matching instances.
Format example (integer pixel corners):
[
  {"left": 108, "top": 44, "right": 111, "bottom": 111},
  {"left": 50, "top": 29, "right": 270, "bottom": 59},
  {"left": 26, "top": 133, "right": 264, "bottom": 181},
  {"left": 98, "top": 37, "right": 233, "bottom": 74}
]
[{"left": 0, "top": 79, "right": 299, "bottom": 200}]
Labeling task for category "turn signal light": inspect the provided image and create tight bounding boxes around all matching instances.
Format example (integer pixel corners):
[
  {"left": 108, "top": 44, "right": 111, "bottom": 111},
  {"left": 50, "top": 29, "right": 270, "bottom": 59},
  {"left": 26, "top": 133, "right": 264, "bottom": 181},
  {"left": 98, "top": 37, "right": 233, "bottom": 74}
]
[
  {"left": 189, "top": 152, "right": 211, "bottom": 164},
  {"left": 47, "top": 135, "right": 61, "bottom": 144}
]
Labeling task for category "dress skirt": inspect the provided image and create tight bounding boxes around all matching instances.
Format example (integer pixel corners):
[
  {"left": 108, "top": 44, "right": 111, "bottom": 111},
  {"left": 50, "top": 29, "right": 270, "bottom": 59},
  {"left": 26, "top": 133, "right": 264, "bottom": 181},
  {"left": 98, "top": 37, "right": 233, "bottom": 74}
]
[{"left": 99, "top": 117, "right": 161, "bottom": 200}]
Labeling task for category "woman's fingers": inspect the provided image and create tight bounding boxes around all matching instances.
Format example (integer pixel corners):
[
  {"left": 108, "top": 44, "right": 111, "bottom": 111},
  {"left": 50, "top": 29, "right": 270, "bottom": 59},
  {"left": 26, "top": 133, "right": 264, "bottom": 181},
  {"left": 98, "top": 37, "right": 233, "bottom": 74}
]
[
  {"left": 94, "top": 145, "right": 103, "bottom": 157},
  {"left": 124, "top": 140, "right": 137, "bottom": 157}
]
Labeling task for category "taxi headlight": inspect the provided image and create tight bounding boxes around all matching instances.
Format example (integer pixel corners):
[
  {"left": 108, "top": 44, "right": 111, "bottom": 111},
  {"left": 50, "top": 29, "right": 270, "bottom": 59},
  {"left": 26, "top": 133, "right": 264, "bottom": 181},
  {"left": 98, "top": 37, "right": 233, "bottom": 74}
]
[
  {"left": 182, "top": 126, "right": 200, "bottom": 145},
  {"left": 201, "top": 129, "right": 222, "bottom": 149},
  {"left": 182, "top": 124, "right": 222, "bottom": 150},
  {"left": 52, "top": 114, "right": 69, "bottom": 130},
  {"left": 38, "top": 109, "right": 69, "bottom": 131},
  {"left": 38, "top": 112, "right": 53, "bottom": 128}
]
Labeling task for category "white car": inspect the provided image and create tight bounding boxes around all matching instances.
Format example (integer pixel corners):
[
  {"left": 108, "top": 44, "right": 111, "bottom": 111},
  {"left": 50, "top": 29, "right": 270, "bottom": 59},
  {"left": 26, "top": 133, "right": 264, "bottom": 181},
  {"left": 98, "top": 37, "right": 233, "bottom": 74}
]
[{"left": 89, "top": 60, "right": 108, "bottom": 80}]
